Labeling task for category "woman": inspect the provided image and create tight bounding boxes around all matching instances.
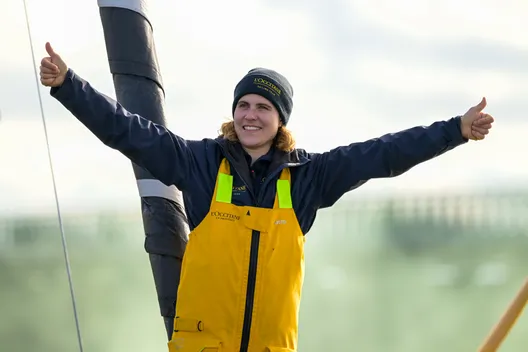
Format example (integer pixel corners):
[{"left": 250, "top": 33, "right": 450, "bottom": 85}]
[{"left": 40, "top": 42, "right": 494, "bottom": 352}]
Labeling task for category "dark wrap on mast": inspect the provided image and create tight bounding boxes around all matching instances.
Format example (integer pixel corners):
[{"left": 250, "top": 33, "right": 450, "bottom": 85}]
[{"left": 97, "top": 0, "right": 188, "bottom": 340}]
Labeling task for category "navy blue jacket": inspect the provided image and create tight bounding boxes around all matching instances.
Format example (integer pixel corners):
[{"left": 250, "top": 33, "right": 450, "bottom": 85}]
[{"left": 50, "top": 69, "right": 468, "bottom": 235}]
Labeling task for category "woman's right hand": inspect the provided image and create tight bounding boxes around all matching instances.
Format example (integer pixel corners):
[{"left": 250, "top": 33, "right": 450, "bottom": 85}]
[{"left": 40, "top": 42, "right": 68, "bottom": 87}]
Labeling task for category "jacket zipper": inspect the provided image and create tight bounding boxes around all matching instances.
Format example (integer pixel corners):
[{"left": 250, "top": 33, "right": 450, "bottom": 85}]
[{"left": 239, "top": 229, "right": 260, "bottom": 352}]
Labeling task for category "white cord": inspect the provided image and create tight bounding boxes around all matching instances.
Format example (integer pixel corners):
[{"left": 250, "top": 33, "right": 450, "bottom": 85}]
[{"left": 22, "top": 1, "right": 84, "bottom": 351}]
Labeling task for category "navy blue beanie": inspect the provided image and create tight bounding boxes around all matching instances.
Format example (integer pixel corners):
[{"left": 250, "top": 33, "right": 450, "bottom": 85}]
[{"left": 232, "top": 68, "right": 294, "bottom": 126}]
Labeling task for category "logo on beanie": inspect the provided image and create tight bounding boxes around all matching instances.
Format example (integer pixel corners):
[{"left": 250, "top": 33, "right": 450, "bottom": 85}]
[{"left": 253, "top": 77, "right": 282, "bottom": 97}]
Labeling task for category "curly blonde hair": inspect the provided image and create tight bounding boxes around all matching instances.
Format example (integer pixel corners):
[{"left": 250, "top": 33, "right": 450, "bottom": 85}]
[{"left": 219, "top": 120, "right": 295, "bottom": 152}]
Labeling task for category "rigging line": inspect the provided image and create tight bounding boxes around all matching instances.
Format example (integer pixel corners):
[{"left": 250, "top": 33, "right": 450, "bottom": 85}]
[{"left": 22, "top": 1, "right": 84, "bottom": 351}]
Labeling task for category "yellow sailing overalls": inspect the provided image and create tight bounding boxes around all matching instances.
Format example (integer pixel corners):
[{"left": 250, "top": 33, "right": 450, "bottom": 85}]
[{"left": 168, "top": 158, "right": 305, "bottom": 352}]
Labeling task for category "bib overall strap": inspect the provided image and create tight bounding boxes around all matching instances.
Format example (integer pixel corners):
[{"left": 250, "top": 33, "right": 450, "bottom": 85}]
[
  {"left": 213, "top": 159, "right": 233, "bottom": 204},
  {"left": 273, "top": 167, "right": 292, "bottom": 209}
]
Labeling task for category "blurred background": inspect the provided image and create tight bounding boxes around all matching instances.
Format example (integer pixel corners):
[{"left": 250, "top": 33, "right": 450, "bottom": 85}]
[{"left": 1, "top": 0, "right": 527, "bottom": 351}]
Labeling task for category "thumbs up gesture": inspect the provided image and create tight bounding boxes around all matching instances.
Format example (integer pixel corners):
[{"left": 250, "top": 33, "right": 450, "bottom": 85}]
[
  {"left": 40, "top": 42, "right": 68, "bottom": 87},
  {"left": 460, "top": 97, "right": 495, "bottom": 141}
]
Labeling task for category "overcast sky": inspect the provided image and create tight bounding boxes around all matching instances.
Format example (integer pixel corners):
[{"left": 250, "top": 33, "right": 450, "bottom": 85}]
[{"left": 1, "top": 0, "right": 526, "bottom": 215}]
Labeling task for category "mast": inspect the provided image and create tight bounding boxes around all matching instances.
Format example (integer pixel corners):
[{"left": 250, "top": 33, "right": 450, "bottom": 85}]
[{"left": 97, "top": 0, "right": 189, "bottom": 340}]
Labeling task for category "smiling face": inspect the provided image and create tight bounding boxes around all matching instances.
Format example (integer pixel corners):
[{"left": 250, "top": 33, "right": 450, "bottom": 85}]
[{"left": 233, "top": 94, "right": 281, "bottom": 158}]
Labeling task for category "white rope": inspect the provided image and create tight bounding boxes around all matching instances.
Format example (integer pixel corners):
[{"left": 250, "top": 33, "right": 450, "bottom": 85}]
[{"left": 22, "top": 1, "right": 84, "bottom": 351}]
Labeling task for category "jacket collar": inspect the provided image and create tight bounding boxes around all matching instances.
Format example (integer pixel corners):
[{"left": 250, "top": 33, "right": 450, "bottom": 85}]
[{"left": 214, "top": 137, "right": 309, "bottom": 170}]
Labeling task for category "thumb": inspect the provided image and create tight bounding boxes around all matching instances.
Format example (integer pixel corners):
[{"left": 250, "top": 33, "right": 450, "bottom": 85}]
[
  {"left": 474, "top": 97, "right": 487, "bottom": 112},
  {"left": 45, "top": 42, "right": 59, "bottom": 59}
]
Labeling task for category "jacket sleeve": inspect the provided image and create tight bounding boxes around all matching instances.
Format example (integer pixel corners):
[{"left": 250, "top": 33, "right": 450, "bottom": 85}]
[
  {"left": 310, "top": 117, "right": 468, "bottom": 208},
  {"left": 50, "top": 68, "right": 196, "bottom": 191}
]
